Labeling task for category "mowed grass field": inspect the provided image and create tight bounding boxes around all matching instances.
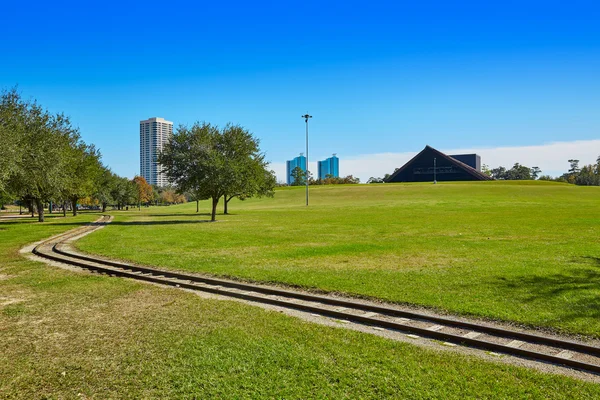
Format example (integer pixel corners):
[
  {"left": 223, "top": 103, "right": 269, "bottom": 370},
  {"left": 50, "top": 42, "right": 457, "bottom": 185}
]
[
  {"left": 5, "top": 213, "right": 600, "bottom": 397},
  {"left": 78, "top": 181, "right": 600, "bottom": 337}
]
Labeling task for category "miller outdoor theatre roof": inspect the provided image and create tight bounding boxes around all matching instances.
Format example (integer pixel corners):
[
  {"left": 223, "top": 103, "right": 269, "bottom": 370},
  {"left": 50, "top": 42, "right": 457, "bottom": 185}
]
[{"left": 385, "top": 145, "right": 493, "bottom": 182}]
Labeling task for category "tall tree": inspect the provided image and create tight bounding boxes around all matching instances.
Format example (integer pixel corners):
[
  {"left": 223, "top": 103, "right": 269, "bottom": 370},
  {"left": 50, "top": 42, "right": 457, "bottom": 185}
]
[
  {"left": 218, "top": 124, "right": 276, "bottom": 214},
  {"left": 490, "top": 164, "right": 531, "bottom": 180},
  {"left": 132, "top": 176, "right": 153, "bottom": 210},
  {"left": 490, "top": 166, "right": 507, "bottom": 180},
  {"left": 568, "top": 159, "right": 580, "bottom": 174},
  {"left": 481, "top": 164, "right": 492, "bottom": 177},
  {"left": 10, "top": 106, "right": 74, "bottom": 222},
  {"left": 505, "top": 163, "right": 531, "bottom": 180},
  {"left": 290, "top": 166, "right": 306, "bottom": 186},
  {"left": 530, "top": 166, "right": 541, "bottom": 180},
  {"left": 160, "top": 122, "right": 274, "bottom": 221},
  {"left": 63, "top": 142, "right": 103, "bottom": 216},
  {"left": 0, "top": 88, "right": 26, "bottom": 194},
  {"left": 575, "top": 165, "right": 599, "bottom": 186},
  {"left": 562, "top": 159, "right": 581, "bottom": 184},
  {"left": 159, "top": 122, "right": 218, "bottom": 217},
  {"left": 93, "top": 168, "right": 117, "bottom": 212},
  {"left": 111, "top": 176, "right": 135, "bottom": 210}
]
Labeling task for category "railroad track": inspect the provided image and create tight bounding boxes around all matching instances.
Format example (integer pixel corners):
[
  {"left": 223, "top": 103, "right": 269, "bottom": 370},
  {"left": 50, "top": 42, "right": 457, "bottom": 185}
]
[{"left": 32, "top": 215, "right": 600, "bottom": 375}]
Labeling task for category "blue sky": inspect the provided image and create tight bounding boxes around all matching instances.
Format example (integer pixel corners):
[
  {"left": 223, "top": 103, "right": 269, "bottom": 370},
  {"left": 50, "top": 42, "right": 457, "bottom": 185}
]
[{"left": 2, "top": 1, "right": 599, "bottom": 181}]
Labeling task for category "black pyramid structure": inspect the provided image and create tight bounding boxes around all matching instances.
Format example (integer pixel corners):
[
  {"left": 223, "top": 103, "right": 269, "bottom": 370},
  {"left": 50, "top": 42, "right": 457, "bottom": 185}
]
[{"left": 385, "top": 145, "right": 493, "bottom": 183}]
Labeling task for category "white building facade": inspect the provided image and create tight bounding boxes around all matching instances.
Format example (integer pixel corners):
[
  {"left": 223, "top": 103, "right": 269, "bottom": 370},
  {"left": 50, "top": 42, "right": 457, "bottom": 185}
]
[{"left": 139, "top": 117, "right": 173, "bottom": 187}]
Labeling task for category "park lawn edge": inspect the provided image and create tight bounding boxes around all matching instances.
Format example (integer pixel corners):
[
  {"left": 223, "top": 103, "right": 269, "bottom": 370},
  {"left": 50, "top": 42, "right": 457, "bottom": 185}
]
[
  {"left": 75, "top": 182, "right": 600, "bottom": 339},
  {"left": 2, "top": 212, "right": 600, "bottom": 397}
]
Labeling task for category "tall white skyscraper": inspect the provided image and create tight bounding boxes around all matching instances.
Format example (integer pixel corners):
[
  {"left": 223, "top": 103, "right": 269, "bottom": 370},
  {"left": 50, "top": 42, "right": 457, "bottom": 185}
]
[{"left": 139, "top": 117, "right": 173, "bottom": 187}]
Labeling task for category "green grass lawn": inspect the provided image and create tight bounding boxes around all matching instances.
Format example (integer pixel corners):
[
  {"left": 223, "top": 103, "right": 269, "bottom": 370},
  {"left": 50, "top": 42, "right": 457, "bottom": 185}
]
[
  {"left": 3, "top": 209, "right": 600, "bottom": 398},
  {"left": 77, "top": 181, "right": 600, "bottom": 338}
]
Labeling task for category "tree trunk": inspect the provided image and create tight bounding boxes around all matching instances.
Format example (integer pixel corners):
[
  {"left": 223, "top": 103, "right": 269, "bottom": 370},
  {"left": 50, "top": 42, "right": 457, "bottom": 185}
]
[
  {"left": 102, "top": 202, "right": 107, "bottom": 213},
  {"left": 224, "top": 196, "right": 231, "bottom": 214},
  {"left": 36, "top": 199, "right": 44, "bottom": 222},
  {"left": 138, "top": 202, "right": 141, "bottom": 211},
  {"left": 29, "top": 199, "right": 34, "bottom": 217},
  {"left": 63, "top": 201, "right": 67, "bottom": 217},
  {"left": 48, "top": 201, "right": 52, "bottom": 214},
  {"left": 211, "top": 197, "right": 218, "bottom": 222},
  {"left": 196, "top": 200, "right": 199, "bottom": 213},
  {"left": 71, "top": 197, "right": 78, "bottom": 216}
]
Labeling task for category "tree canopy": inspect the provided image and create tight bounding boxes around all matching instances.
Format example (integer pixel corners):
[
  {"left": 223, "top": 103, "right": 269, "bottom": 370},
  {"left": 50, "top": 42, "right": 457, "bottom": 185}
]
[
  {"left": 7, "top": 103, "right": 78, "bottom": 221},
  {"left": 290, "top": 166, "right": 306, "bottom": 186},
  {"left": 489, "top": 157, "right": 600, "bottom": 186},
  {"left": 490, "top": 163, "right": 538, "bottom": 180},
  {"left": 63, "top": 142, "right": 103, "bottom": 216},
  {"left": 218, "top": 124, "right": 276, "bottom": 214},
  {"left": 0, "top": 88, "right": 26, "bottom": 194},
  {"left": 159, "top": 122, "right": 274, "bottom": 221},
  {"left": 132, "top": 176, "right": 154, "bottom": 209},
  {"left": 0, "top": 87, "right": 131, "bottom": 221}
]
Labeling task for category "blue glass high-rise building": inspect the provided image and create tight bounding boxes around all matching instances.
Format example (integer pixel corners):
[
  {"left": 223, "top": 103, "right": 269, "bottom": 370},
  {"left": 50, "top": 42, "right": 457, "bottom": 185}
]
[
  {"left": 318, "top": 154, "right": 339, "bottom": 180},
  {"left": 286, "top": 154, "right": 307, "bottom": 185}
]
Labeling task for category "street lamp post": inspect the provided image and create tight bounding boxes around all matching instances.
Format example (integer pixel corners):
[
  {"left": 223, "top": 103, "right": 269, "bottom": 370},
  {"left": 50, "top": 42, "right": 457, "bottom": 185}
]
[{"left": 301, "top": 113, "right": 312, "bottom": 206}]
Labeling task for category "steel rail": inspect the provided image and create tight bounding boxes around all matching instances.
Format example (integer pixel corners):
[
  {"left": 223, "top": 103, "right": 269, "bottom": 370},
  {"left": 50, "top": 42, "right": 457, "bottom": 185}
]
[
  {"left": 53, "top": 239, "right": 600, "bottom": 357},
  {"left": 31, "top": 216, "right": 600, "bottom": 375}
]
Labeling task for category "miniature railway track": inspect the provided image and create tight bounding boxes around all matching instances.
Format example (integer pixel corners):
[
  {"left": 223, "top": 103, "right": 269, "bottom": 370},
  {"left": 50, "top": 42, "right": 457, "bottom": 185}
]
[{"left": 32, "top": 215, "right": 600, "bottom": 375}]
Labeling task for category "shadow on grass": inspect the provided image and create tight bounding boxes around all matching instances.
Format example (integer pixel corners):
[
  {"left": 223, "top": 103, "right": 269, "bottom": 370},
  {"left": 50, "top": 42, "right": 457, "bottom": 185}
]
[
  {"left": 0, "top": 219, "right": 37, "bottom": 225},
  {"left": 143, "top": 212, "right": 238, "bottom": 217},
  {"left": 0, "top": 218, "right": 218, "bottom": 227},
  {"left": 494, "top": 258, "right": 600, "bottom": 324},
  {"left": 108, "top": 219, "right": 213, "bottom": 226},
  {"left": 0, "top": 219, "right": 92, "bottom": 227},
  {"left": 144, "top": 213, "right": 214, "bottom": 217},
  {"left": 0, "top": 215, "right": 34, "bottom": 220},
  {"left": 0, "top": 212, "right": 101, "bottom": 224}
]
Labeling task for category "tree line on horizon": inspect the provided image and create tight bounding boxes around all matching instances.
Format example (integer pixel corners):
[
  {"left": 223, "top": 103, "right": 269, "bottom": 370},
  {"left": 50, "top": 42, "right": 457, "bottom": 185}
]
[
  {"left": 0, "top": 88, "right": 222, "bottom": 222},
  {"left": 0, "top": 87, "right": 284, "bottom": 223},
  {"left": 4, "top": 86, "right": 598, "bottom": 224},
  {"left": 364, "top": 159, "right": 600, "bottom": 185},
  {"left": 285, "top": 166, "right": 360, "bottom": 186},
  {"left": 483, "top": 159, "right": 600, "bottom": 184}
]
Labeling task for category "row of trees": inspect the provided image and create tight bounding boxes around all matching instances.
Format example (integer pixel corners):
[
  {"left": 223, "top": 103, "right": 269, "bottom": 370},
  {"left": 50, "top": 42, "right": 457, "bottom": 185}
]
[
  {"left": 159, "top": 122, "right": 276, "bottom": 221},
  {"left": 0, "top": 88, "right": 104, "bottom": 221},
  {"left": 548, "top": 158, "right": 600, "bottom": 186},
  {"left": 288, "top": 167, "right": 360, "bottom": 186},
  {"left": 483, "top": 158, "right": 600, "bottom": 185},
  {"left": 482, "top": 163, "right": 542, "bottom": 180},
  {"left": 367, "top": 174, "right": 391, "bottom": 184},
  {"left": 0, "top": 88, "right": 177, "bottom": 221},
  {"left": 152, "top": 186, "right": 187, "bottom": 206},
  {"left": 1, "top": 89, "right": 274, "bottom": 222}
]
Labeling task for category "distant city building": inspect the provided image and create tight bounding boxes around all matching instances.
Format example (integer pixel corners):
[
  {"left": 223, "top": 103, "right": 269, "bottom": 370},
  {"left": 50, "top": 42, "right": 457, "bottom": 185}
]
[
  {"left": 385, "top": 145, "right": 491, "bottom": 182},
  {"left": 318, "top": 154, "right": 340, "bottom": 180},
  {"left": 140, "top": 117, "right": 173, "bottom": 187},
  {"left": 286, "top": 154, "right": 307, "bottom": 185}
]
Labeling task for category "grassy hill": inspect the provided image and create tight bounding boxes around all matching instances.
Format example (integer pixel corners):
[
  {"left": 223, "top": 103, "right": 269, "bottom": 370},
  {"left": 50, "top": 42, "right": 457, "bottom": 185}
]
[
  {"left": 77, "top": 181, "right": 600, "bottom": 337},
  {"left": 3, "top": 183, "right": 600, "bottom": 397}
]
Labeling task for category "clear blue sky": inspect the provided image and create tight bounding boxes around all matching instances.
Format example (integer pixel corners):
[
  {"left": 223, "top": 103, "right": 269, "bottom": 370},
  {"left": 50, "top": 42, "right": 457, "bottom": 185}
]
[{"left": 2, "top": 1, "right": 599, "bottom": 180}]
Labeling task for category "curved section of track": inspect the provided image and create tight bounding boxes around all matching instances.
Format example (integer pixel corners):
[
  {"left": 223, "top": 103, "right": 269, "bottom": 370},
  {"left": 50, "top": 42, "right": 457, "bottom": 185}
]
[{"left": 32, "top": 215, "right": 600, "bottom": 375}]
